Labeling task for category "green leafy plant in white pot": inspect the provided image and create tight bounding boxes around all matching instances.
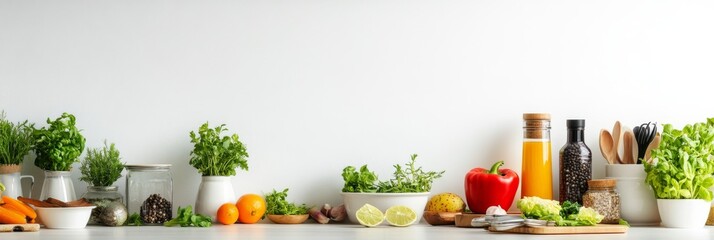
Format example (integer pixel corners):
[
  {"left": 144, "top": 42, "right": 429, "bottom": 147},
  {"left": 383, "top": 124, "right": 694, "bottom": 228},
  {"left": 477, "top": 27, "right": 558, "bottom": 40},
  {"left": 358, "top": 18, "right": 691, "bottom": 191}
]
[
  {"left": 190, "top": 123, "right": 249, "bottom": 221},
  {"left": 645, "top": 118, "right": 714, "bottom": 228},
  {"left": 0, "top": 111, "right": 35, "bottom": 198},
  {"left": 34, "top": 113, "right": 86, "bottom": 201},
  {"left": 341, "top": 154, "right": 444, "bottom": 226}
]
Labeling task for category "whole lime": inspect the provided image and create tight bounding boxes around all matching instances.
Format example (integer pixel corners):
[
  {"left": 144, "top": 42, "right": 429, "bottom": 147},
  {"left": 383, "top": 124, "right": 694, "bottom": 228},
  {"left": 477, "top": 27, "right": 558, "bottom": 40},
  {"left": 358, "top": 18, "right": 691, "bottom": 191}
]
[{"left": 425, "top": 193, "right": 465, "bottom": 212}]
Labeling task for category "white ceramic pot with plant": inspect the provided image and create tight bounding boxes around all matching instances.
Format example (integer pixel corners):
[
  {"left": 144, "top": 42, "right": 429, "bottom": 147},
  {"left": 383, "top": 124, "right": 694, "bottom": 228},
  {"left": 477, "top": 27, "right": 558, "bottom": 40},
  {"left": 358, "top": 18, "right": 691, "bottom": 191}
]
[
  {"left": 34, "top": 113, "right": 86, "bottom": 202},
  {"left": 0, "top": 112, "right": 36, "bottom": 198},
  {"left": 341, "top": 154, "right": 444, "bottom": 225},
  {"left": 644, "top": 120, "right": 714, "bottom": 228},
  {"left": 190, "top": 122, "right": 248, "bottom": 221}
]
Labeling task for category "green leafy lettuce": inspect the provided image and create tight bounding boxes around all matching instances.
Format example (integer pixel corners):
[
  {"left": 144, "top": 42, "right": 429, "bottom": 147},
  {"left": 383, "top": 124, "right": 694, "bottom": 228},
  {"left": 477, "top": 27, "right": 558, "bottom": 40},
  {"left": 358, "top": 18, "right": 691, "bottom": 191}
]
[
  {"left": 645, "top": 118, "right": 714, "bottom": 201},
  {"left": 517, "top": 197, "right": 603, "bottom": 226}
]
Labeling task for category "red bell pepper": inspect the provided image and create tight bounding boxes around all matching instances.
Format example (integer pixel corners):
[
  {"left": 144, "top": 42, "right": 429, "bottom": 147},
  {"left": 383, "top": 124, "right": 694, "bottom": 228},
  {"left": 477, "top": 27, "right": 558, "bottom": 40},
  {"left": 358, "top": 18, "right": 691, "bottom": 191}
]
[{"left": 464, "top": 161, "right": 519, "bottom": 214}]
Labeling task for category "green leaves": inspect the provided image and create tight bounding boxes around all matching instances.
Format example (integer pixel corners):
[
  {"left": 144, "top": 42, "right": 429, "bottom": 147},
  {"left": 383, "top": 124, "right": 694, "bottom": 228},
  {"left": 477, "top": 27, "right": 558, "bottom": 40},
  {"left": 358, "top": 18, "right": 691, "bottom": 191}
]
[
  {"left": 33, "top": 113, "right": 85, "bottom": 171},
  {"left": 341, "top": 154, "right": 445, "bottom": 193},
  {"left": 265, "top": 188, "right": 309, "bottom": 215},
  {"left": 164, "top": 205, "right": 212, "bottom": 227},
  {"left": 189, "top": 122, "right": 249, "bottom": 176},
  {"left": 644, "top": 118, "right": 714, "bottom": 201},
  {"left": 80, "top": 141, "right": 125, "bottom": 186},
  {"left": 517, "top": 197, "right": 603, "bottom": 226},
  {"left": 0, "top": 111, "right": 35, "bottom": 165},
  {"left": 341, "top": 165, "right": 378, "bottom": 193},
  {"left": 125, "top": 213, "right": 142, "bottom": 226}
]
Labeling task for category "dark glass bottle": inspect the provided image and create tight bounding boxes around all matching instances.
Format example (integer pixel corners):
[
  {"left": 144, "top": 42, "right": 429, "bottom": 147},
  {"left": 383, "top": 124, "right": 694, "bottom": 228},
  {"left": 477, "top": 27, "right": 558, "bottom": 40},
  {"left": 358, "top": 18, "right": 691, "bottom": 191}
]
[{"left": 559, "top": 119, "right": 592, "bottom": 204}]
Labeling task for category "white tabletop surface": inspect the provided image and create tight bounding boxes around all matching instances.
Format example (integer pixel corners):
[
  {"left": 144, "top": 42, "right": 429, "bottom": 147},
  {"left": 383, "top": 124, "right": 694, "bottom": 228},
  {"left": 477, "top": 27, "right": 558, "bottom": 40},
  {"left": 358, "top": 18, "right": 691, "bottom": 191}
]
[{"left": 3, "top": 223, "right": 714, "bottom": 240}]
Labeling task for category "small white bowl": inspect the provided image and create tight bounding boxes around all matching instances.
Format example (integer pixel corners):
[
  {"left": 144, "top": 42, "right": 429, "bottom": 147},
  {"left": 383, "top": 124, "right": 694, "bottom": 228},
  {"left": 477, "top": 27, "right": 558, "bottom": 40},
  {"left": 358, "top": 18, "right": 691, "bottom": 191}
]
[
  {"left": 657, "top": 199, "right": 711, "bottom": 228},
  {"left": 36, "top": 206, "right": 96, "bottom": 229},
  {"left": 341, "top": 192, "right": 429, "bottom": 224}
]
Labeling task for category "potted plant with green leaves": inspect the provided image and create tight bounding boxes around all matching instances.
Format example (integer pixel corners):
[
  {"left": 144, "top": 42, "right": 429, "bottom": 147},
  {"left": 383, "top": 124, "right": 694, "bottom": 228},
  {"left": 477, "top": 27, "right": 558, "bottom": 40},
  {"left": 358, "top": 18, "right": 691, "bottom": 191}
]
[
  {"left": 34, "top": 112, "right": 86, "bottom": 201},
  {"left": 80, "top": 141, "right": 127, "bottom": 226},
  {"left": 341, "top": 154, "right": 444, "bottom": 226},
  {"left": 0, "top": 111, "right": 35, "bottom": 198},
  {"left": 645, "top": 118, "right": 714, "bottom": 228},
  {"left": 265, "top": 188, "right": 310, "bottom": 224},
  {"left": 190, "top": 122, "right": 249, "bottom": 221}
]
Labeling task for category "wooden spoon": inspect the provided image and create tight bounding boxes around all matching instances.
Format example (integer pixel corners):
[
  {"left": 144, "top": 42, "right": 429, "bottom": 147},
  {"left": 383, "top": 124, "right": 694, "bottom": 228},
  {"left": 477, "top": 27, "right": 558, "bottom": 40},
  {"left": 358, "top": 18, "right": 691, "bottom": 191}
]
[
  {"left": 599, "top": 129, "right": 616, "bottom": 164},
  {"left": 644, "top": 133, "right": 661, "bottom": 163},
  {"left": 622, "top": 130, "right": 635, "bottom": 164},
  {"left": 612, "top": 121, "right": 624, "bottom": 164}
]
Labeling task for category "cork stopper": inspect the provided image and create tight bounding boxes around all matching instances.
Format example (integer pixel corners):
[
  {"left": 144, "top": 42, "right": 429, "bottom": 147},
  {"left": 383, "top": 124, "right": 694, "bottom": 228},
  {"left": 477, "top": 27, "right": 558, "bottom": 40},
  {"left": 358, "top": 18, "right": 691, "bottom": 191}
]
[
  {"left": 0, "top": 164, "right": 22, "bottom": 174},
  {"left": 523, "top": 113, "right": 551, "bottom": 120},
  {"left": 588, "top": 179, "right": 616, "bottom": 188}
]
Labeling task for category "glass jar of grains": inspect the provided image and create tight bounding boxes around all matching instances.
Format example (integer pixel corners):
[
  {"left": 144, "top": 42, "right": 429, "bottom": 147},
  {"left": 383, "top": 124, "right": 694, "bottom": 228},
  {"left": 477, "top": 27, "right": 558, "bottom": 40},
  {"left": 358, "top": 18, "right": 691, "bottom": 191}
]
[
  {"left": 126, "top": 164, "right": 173, "bottom": 225},
  {"left": 582, "top": 179, "right": 620, "bottom": 224},
  {"left": 81, "top": 186, "right": 124, "bottom": 225}
]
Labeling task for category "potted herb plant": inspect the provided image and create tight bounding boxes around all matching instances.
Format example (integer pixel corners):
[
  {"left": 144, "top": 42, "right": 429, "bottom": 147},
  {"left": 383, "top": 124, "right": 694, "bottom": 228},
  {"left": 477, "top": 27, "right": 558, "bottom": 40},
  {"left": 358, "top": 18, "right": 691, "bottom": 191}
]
[
  {"left": 80, "top": 141, "right": 127, "bottom": 226},
  {"left": 33, "top": 112, "right": 86, "bottom": 201},
  {"left": 645, "top": 118, "right": 714, "bottom": 228},
  {"left": 340, "top": 154, "right": 444, "bottom": 225},
  {"left": 0, "top": 111, "right": 35, "bottom": 198},
  {"left": 190, "top": 122, "right": 249, "bottom": 221},
  {"left": 265, "top": 188, "right": 310, "bottom": 224}
]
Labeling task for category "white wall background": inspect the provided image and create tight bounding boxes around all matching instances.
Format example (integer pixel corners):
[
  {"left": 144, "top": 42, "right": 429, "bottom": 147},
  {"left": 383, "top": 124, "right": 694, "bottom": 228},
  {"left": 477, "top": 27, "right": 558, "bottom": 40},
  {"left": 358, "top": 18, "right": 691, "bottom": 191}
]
[{"left": 2, "top": 0, "right": 714, "bottom": 213}]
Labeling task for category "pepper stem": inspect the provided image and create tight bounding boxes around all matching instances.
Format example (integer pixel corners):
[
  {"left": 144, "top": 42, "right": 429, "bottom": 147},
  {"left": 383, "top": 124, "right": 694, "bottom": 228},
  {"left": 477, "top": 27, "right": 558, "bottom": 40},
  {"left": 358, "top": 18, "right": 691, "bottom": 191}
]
[{"left": 488, "top": 161, "right": 504, "bottom": 174}]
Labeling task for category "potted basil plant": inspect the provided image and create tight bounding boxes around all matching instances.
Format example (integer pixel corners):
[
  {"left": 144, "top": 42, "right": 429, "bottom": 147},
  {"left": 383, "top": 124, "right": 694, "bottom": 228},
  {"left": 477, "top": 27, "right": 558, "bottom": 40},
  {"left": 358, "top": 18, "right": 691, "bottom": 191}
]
[
  {"left": 33, "top": 113, "right": 86, "bottom": 201},
  {"left": 190, "top": 122, "right": 248, "bottom": 221},
  {"left": 645, "top": 118, "right": 714, "bottom": 228},
  {"left": 0, "top": 111, "right": 35, "bottom": 198},
  {"left": 341, "top": 154, "right": 444, "bottom": 225}
]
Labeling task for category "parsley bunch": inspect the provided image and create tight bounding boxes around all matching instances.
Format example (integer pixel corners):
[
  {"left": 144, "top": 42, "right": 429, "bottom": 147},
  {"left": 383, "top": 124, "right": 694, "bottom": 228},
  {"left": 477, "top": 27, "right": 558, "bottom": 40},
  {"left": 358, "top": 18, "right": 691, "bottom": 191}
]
[{"left": 189, "top": 123, "right": 249, "bottom": 176}]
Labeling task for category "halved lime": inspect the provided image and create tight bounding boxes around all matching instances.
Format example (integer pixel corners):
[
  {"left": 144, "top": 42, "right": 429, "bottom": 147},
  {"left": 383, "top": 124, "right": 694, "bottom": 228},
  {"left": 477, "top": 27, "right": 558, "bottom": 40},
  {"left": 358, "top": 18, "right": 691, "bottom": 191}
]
[
  {"left": 356, "top": 204, "right": 384, "bottom": 227},
  {"left": 384, "top": 205, "right": 417, "bottom": 227}
]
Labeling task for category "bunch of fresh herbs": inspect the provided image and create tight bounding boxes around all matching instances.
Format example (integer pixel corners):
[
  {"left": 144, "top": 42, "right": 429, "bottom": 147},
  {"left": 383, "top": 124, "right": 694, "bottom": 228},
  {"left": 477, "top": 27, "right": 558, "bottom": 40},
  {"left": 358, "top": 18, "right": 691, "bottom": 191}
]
[
  {"left": 645, "top": 118, "right": 714, "bottom": 201},
  {"left": 0, "top": 111, "right": 35, "bottom": 165},
  {"left": 189, "top": 123, "right": 249, "bottom": 176},
  {"left": 80, "top": 141, "right": 125, "bottom": 186},
  {"left": 164, "top": 205, "right": 212, "bottom": 227},
  {"left": 341, "top": 154, "right": 444, "bottom": 193},
  {"left": 265, "top": 188, "right": 309, "bottom": 215},
  {"left": 33, "top": 113, "right": 86, "bottom": 171}
]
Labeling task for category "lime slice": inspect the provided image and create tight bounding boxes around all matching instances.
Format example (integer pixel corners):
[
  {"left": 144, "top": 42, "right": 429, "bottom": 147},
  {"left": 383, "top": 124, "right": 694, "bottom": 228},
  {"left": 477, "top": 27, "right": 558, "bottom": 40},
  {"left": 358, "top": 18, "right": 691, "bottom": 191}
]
[
  {"left": 356, "top": 204, "right": 384, "bottom": 227},
  {"left": 384, "top": 205, "right": 417, "bottom": 227}
]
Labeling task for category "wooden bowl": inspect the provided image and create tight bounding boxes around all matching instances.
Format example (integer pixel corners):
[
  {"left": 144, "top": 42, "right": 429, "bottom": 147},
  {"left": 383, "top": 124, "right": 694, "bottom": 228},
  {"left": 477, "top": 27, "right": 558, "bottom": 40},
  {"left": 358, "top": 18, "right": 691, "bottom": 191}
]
[
  {"left": 267, "top": 214, "right": 309, "bottom": 224},
  {"left": 423, "top": 211, "right": 459, "bottom": 226}
]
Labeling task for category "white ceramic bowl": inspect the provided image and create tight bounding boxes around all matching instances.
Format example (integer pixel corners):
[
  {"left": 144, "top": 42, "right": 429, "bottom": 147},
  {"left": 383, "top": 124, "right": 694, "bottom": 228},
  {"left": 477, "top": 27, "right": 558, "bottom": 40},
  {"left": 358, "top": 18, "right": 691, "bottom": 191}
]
[
  {"left": 36, "top": 206, "right": 96, "bottom": 229},
  {"left": 341, "top": 192, "right": 429, "bottom": 224},
  {"left": 657, "top": 199, "right": 711, "bottom": 228},
  {"left": 605, "top": 164, "right": 660, "bottom": 225}
]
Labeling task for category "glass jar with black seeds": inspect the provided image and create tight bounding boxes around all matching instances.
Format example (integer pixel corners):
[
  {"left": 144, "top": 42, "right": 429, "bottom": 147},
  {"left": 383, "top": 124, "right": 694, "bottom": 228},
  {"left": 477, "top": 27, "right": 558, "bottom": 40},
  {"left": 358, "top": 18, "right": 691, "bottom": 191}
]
[
  {"left": 559, "top": 119, "right": 592, "bottom": 204},
  {"left": 126, "top": 164, "right": 173, "bottom": 225}
]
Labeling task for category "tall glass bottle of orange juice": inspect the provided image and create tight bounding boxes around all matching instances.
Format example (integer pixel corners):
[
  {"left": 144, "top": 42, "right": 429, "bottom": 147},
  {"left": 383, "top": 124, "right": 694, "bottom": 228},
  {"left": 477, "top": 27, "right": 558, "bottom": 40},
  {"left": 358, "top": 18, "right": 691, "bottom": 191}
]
[{"left": 521, "top": 113, "right": 553, "bottom": 199}]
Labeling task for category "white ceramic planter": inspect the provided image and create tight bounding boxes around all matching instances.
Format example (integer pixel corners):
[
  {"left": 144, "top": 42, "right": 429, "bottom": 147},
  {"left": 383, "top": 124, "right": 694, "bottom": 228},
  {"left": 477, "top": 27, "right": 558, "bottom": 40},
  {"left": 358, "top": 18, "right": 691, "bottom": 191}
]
[
  {"left": 0, "top": 165, "right": 34, "bottom": 198},
  {"left": 657, "top": 199, "right": 711, "bottom": 228},
  {"left": 39, "top": 171, "right": 76, "bottom": 201},
  {"left": 605, "top": 164, "right": 660, "bottom": 225},
  {"left": 341, "top": 192, "right": 429, "bottom": 224},
  {"left": 195, "top": 176, "right": 236, "bottom": 221}
]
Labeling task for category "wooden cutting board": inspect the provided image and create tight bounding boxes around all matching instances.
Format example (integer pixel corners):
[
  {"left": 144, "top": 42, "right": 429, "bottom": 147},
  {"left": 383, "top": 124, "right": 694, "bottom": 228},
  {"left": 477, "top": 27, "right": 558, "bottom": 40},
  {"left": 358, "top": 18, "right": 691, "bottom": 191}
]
[
  {"left": 0, "top": 224, "right": 40, "bottom": 232},
  {"left": 489, "top": 224, "right": 628, "bottom": 235}
]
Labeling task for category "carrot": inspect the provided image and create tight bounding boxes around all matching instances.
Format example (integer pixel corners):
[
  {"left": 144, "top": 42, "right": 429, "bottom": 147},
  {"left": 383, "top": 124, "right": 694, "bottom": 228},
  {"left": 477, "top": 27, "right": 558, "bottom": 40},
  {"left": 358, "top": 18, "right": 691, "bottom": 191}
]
[
  {"left": 0, "top": 205, "right": 26, "bottom": 224},
  {"left": 2, "top": 196, "right": 37, "bottom": 221}
]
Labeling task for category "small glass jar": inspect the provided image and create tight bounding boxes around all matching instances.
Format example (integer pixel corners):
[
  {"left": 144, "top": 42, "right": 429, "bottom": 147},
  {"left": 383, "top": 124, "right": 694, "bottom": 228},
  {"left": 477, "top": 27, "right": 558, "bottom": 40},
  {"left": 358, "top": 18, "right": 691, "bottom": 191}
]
[
  {"left": 126, "top": 164, "right": 173, "bottom": 225},
  {"left": 582, "top": 179, "right": 620, "bottom": 224},
  {"left": 522, "top": 113, "right": 553, "bottom": 199},
  {"left": 81, "top": 186, "right": 124, "bottom": 225}
]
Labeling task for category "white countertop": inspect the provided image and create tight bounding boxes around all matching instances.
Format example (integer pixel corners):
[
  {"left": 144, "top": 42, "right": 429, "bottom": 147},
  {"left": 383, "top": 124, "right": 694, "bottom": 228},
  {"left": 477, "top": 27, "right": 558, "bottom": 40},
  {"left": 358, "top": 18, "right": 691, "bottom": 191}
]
[{"left": 3, "top": 223, "right": 714, "bottom": 240}]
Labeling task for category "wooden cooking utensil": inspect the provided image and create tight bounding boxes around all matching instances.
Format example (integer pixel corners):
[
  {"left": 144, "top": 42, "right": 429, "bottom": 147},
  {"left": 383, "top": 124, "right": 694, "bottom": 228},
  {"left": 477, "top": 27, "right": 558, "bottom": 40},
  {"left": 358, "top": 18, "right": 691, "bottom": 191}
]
[
  {"left": 612, "top": 121, "right": 624, "bottom": 164},
  {"left": 644, "top": 133, "right": 661, "bottom": 163},
  {"left": 599, "top": 129, "right": 616, "bottom": 164},
  {"left": 622, "top": 130, "right": 635, "bottom": 164}
]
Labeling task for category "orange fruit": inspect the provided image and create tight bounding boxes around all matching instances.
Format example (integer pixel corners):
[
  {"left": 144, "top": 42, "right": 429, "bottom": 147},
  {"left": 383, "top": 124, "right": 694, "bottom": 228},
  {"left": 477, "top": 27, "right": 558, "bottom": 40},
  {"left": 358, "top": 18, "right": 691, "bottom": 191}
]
[
  {"left": 217, "top": 203, "right": 239, "bottom": 225},
  {"left": 236, "top": 194, "right": 266, "bottom": 224}
]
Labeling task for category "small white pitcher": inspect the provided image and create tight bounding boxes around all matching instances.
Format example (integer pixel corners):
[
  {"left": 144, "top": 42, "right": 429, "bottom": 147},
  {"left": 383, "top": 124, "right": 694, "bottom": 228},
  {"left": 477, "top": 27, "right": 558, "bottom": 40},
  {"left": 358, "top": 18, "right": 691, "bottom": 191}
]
[{"left": 0, "top": 165, "right": 34, "bottom": 198}]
